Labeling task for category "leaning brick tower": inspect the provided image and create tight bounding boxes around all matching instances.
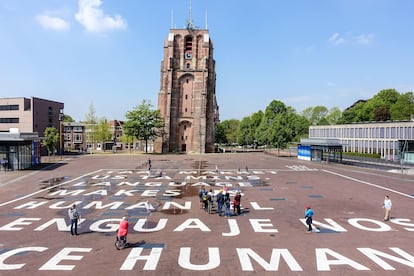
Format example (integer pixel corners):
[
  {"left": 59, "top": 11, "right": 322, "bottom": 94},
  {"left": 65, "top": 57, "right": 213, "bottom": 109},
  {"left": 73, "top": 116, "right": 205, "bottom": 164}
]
[{"left": 156, "top": 5, "right": 219, "bottom": 153}]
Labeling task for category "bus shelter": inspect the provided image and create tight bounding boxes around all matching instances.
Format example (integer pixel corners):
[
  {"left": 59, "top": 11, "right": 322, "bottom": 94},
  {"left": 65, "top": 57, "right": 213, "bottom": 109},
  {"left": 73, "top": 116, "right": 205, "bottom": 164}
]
[
  {"left": 0, "top": 131, "right": 41, "bottom": 171},
  {"left": 298, "top": 138, "right": 343, "bottom": 163}
]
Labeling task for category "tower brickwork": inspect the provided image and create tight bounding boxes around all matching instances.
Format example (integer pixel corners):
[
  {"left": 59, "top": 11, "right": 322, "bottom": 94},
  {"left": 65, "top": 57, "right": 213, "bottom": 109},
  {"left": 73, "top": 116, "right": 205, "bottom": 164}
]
[{"left": 156, "top": 26, "right": 218, "bottom": 153}]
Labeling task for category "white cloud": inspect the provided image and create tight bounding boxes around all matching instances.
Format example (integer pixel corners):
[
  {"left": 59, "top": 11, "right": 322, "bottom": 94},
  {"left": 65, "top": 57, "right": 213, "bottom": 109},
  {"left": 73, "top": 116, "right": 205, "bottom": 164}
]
[
  {"left": 36, "top": 14, "right": 70, "bottom": 31},
  {"left": 355, "top": 33, "right": 375, "bottom": 45},
  {"left": 75, "top": 0, "right": 127, "bottom": 33},
  {"left": 328, "top": 33, "right": 345, "bottom": 45}
]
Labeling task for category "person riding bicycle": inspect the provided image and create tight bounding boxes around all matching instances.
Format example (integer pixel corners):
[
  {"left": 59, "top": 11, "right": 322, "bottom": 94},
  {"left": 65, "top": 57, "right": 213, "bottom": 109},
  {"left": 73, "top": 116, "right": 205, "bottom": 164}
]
[{"left": 116, "top": 216, "right": 129, "bottom": 248}]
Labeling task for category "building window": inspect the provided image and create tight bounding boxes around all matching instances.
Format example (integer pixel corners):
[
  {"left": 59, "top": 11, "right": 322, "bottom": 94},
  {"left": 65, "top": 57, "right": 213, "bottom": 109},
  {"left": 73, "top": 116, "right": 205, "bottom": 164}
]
[
  {"left": 185, "top": 36, "right": 193, "bottom": 51},
  {"left": 74, "top": 134, "right": 82, "bottom": 143},
  {"left": 0, "top": 118, "right": 19, "bottom": 123},
  {"left": 0, "top": 105, "right": 19, "bottom": 111}
]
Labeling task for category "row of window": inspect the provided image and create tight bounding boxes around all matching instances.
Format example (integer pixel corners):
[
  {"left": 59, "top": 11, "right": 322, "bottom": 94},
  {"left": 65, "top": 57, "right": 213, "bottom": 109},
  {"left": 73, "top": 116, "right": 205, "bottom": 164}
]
[
  {"left": 64, "top": 133, "right": 83, "bottom": 142},
  {"left": 342, "top": 139, "right": 399, "bottom": 150},
  {"left": 0, "top": 105, "right": 19, "bottom": 111},
  {"left": 0, "top": 118, "right": 19, "bottom": 123},
  {"left": 64, "top": 126, "right": 83, "bottom": 132},
  {"left": 310, "top": 126, "right": 414, "bottom": 139}
]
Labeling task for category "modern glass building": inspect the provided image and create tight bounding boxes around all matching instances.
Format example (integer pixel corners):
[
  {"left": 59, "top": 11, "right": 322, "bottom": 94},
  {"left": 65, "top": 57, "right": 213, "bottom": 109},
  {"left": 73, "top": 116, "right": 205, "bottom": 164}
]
[{"left": 309, "top": 121, "right": 414, "bottom": 162}]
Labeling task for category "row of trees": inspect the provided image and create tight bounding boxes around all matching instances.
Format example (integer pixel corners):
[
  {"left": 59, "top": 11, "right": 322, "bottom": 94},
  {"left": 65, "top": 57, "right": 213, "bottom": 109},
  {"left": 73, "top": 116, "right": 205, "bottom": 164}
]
[
  {"left": 339, "top": 89, "right": 414, "bottom": 123},
  {"left": 43, "top": 88, "right": 413, "bottom": 155},
  {"left": 215, "top": 100, "right": 310, "bottom": 148},
  {"left": 216, "top": 89, "right": 414, "bottom": 148}
]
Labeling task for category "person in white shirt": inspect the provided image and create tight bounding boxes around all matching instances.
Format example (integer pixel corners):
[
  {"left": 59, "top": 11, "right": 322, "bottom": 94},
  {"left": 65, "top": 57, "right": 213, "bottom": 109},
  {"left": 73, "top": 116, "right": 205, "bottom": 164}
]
[
  {"left": 383, "top": 195, "right": 392, "bottom": 221},
  {"left": 68, "top": 204, "right": 80, "bottom": 236}
]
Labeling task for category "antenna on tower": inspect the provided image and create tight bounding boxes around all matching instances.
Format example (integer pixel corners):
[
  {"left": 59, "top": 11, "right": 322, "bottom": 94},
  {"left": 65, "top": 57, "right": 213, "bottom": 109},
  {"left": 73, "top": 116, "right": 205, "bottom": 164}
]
[
  {"left": 205, "top": 11, "right": 208, "bottom": 29},
  {"left": 170, "top": 10, "right": 174, "bottom": 29},
  {"left": 186, "top": 0, "right": 194, "bottom": 30}
]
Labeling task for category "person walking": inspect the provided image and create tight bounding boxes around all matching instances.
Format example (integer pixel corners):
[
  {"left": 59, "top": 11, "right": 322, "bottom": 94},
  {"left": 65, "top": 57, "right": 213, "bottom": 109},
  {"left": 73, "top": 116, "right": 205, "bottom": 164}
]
[
  {"left": 147, "top": 158, "right": 152, "bottom": 171},
  {"left": 207, "top": 189, "right": 213, "bottom": 214},
  {"left": 68, "top": 204, "right": 80, "bottom": 236},
  {"left": 304, "top": 205, "right": 314, "bottom": 233},
  {"left": 233, "top": 192, "right": 241, "bottom": 215},
  {"left": 224, "top": 193, "right": 231, "bottom": 217},
  {"left": 216, "top": 190, "right": 224, "bottom": 216},
  {"left": 198, "top": 186, "right": 206, "bottom": 209},
  {"left": 383, "top": 195, "right": 392, "bottom": 221}
]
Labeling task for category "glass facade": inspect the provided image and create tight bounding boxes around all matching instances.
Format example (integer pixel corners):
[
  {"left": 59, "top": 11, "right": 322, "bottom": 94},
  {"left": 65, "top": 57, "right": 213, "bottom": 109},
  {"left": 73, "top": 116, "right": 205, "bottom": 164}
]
[
  {"left": 309, "top": 122, "right": 414, "bottom": 160},
  {"left": 0, "top": 141, "right": 38, "bottom": 170}
]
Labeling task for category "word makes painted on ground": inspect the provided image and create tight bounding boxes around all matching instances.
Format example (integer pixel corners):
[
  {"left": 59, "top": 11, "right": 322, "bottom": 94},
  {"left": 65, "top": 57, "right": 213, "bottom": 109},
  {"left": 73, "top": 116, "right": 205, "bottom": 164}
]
[{"left": 1, "top": 246, "right": 414, "bottom": 272}]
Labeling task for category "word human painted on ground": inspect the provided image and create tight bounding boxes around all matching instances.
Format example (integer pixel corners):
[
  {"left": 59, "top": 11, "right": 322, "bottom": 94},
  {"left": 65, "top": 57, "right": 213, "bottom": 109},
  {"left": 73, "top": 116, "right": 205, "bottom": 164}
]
[{"left": 1, "top": 246, "right": 414, "bottom": 271}]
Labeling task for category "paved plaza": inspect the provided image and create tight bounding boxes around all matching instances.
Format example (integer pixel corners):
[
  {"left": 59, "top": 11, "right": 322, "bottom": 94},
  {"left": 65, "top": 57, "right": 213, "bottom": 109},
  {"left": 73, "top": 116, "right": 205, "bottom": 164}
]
[{"left": 1, "top": 153, "right": 414, "bottom": 275}]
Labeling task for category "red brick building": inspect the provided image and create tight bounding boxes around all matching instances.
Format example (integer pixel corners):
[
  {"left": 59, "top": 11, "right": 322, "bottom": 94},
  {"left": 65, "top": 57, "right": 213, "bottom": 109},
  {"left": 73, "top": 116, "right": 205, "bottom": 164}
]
[{"left": 156, "top": 20, "right": 219, "bottom": 153}]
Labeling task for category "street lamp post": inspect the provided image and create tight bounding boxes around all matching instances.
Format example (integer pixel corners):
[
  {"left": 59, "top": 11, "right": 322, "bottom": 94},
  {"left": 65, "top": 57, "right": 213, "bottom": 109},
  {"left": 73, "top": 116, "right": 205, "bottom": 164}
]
[{"left": 59, "top": 109, "right": 64, "bottom": 160}]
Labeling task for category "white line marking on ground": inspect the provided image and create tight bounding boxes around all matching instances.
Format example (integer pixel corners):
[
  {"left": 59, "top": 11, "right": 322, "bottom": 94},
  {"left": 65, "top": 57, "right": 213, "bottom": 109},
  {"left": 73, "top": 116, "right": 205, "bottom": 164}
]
[{"left": 322, "top": 169, "right": 414, "bottom": 199}]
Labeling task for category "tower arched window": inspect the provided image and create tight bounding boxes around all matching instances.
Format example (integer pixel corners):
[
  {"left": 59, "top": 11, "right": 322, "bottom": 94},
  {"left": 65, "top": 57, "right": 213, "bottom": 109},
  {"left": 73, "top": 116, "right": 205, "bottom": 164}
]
[{"left": 185, "top": 37, "right": 193, "bottom": 52}]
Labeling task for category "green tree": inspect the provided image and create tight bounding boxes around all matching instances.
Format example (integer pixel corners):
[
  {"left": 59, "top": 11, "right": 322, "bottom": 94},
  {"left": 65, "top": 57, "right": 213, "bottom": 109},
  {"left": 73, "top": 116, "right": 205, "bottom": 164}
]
[
  {"left": 84, "top": 103, "right": 98, "bottom": 152},
  {"left": 301, "top": 106, "right": 328, "bottom": 125},
  {"left": 123, "top": 100, "right": 164, "bottom": 153},
  {"left": 364, "top": 89, "right": 399, "bottom": 121},
  {"left": 325, "top": 107, "right": 342, "bottom": 125},
  {"left": 84, "top": 103, "right": 98, "bottom": 124},
  {"left": 390, "top": 92, "right": 414, "bottom": 120},
  {"left": 94, "top": 118, "right": 112, "bottom": 151},
  {"left": 339, "top": 89, "right": 405, "bottom": 123},
  {"left": 238, "top": 116, "right": 252, "bottom": 146},
  {"left": 220, "top": 119, "right": 239, "bottom": 145},
  {"left": 42, "top": 127, "right": 59, "bottom": 158},
  {"left": 290, "top": 113, "right": 310, "bottom": 141},
  {"left": 63, "top": 114, "right": 75, "bottom": 122},
  {"left": 237, "top": 111, "right": 263, "bottom": 146},
  {"left": 339, "top": 100, "right": 368, "bottom": 124},
  {"left": 256, "top": 101, "right": 288, "bottom": 148},
  {"left": 215, "top": 122, "right": 227, "bottom": 145},
  {"left": 256, "top": 101, "right": 308, "bottom": 148}
]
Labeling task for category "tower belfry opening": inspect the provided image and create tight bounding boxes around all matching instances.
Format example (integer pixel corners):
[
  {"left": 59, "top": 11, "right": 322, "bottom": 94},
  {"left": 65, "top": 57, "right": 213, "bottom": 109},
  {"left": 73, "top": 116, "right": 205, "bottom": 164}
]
[{"left": 156, "top": 2, "right": 219, "bottom": 154}]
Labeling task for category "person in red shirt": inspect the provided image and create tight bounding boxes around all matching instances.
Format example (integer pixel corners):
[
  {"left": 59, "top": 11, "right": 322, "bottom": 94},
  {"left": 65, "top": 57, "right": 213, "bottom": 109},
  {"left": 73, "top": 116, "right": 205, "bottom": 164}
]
[
  {"left": 233, "top": 192, "right": 241, "bottom": 215},
  {"left": 116, "top": 217, "right": 129, "bottom": 248}
]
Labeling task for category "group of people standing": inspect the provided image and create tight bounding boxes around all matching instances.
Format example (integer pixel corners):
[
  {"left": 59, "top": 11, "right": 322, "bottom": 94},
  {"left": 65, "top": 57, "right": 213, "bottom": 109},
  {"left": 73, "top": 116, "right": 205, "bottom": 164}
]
[
  {"left": 67, "top": 189, "right": 392, "bottom": 238},
  {"left": 199, "top": 186, "right": 242, "bottom": 217}
]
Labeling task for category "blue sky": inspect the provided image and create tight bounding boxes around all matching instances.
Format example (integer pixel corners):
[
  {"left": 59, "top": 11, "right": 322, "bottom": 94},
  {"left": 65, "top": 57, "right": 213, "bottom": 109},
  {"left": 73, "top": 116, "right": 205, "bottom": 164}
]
[{"left": 1, "top": 0, "right": 413, "bottom": 122}]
